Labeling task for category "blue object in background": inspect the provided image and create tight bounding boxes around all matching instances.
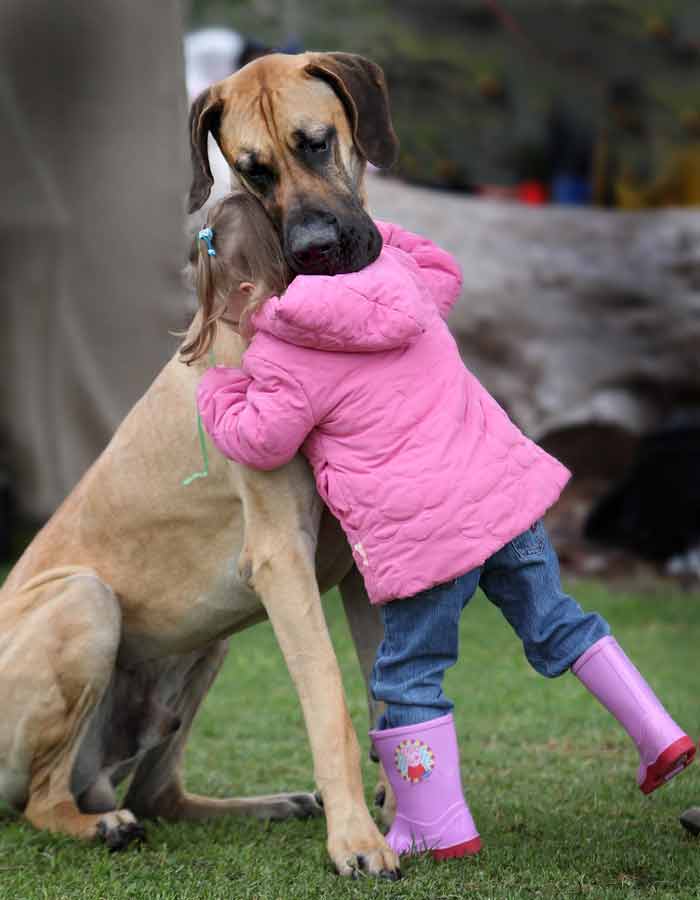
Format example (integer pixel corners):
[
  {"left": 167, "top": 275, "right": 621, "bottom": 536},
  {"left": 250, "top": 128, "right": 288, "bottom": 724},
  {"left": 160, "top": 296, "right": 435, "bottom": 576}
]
[{"left": 551, "top": 173, "right": 592, "bottom": 205}]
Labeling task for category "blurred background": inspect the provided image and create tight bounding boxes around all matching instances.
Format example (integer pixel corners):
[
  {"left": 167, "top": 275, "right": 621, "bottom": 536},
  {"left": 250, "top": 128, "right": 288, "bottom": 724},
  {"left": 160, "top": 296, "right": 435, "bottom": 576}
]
[
  {"left": 192, "top": 0, "right": 700, "bottom": 200},
  {"left": 1, "top": 0, "right": 699, "bottom": 586}
]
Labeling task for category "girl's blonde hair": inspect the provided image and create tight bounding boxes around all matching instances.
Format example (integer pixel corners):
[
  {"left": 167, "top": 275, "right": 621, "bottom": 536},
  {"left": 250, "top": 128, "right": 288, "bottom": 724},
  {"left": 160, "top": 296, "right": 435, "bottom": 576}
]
[{"left": 180, "top": 193, "right": 291, "bottom": 363}]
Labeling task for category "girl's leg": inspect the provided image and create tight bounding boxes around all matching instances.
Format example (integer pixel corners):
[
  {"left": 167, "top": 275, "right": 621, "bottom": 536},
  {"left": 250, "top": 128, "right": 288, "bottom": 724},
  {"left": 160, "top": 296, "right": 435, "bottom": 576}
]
[
  {"left": 369, "top": 572, "right": 482, "bottom": 860},
  {"left": 480, "top": 520, "right": 694, "bottom": 793},
  {"left": 478, "top": 519, "right": 609, "bottom": 677},
  {"left": 370, "top": 570, "right": 480, "bottom": 729}
]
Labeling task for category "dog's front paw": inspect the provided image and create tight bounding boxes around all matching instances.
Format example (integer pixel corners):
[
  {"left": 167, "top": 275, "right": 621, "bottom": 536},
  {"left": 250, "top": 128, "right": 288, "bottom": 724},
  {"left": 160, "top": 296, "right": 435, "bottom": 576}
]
[
  {"left": 328, "top": 815, "right": 400, "bottom": 880},
  {"left": 96, "top": 809, "right": 146, "bottom": 852}
]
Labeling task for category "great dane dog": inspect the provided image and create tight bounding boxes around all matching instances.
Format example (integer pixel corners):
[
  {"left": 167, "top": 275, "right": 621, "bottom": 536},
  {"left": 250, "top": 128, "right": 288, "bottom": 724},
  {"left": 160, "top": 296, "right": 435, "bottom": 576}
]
[{"left": 0, "top": 53, "right": 401, "bottom": 878}]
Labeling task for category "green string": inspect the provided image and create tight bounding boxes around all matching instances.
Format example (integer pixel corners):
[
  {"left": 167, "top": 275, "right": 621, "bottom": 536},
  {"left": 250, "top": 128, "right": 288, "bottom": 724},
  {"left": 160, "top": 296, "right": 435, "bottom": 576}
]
[
  {"left": 181, "top": 347, "right": 217, "bottom": 487},
  {"left": 181, "top": 409, "right": 210, "bottom": 486}
]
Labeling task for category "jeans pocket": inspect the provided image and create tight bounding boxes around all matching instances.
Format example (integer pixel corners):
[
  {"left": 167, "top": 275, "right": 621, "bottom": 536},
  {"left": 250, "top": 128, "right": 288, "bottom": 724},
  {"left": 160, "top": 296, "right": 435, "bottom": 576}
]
[{"left": 510, "top": 519, "right": 546, "bottom": 561}]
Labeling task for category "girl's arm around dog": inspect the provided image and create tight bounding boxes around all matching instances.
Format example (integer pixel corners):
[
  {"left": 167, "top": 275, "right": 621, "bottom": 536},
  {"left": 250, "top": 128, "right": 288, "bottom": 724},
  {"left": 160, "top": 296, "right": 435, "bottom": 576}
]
[{"left": 197, "top": 356, "right": 314, "bottom": 471}]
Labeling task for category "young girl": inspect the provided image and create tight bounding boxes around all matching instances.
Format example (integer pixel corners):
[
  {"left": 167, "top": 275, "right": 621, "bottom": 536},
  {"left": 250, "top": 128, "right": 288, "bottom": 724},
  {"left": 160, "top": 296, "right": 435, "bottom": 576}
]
[{"left": 189, "top": 193, "right": 695, "bottom": 862}]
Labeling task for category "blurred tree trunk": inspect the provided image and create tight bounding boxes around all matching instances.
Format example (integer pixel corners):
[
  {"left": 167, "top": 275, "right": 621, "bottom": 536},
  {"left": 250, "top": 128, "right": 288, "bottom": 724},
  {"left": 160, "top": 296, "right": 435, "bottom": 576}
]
[{"left": 0, "top": 0, "right": 189, "bottom": 523}]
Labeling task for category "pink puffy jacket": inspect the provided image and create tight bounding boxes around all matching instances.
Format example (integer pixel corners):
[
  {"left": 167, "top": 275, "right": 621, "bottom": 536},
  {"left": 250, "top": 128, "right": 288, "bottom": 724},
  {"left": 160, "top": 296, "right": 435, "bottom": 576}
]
[{"left": 197, "top": 221, "right": 571, "bottom": 604}]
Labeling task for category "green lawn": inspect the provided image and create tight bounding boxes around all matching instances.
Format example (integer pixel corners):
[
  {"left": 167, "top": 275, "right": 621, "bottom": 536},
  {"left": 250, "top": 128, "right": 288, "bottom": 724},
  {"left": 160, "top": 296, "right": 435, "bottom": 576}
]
[{"left": 1, "top": 576, "right": 699, "bottom": 899}]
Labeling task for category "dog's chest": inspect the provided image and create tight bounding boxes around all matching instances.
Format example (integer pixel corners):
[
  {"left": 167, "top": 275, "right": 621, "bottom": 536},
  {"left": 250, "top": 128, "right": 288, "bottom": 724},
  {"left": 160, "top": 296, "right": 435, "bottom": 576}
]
[
  {"left": 119, "top": 555, "right": 263, "bottom": 662},
  {"left": 184, "top": 555, "right": 264, "bottom": 639}
]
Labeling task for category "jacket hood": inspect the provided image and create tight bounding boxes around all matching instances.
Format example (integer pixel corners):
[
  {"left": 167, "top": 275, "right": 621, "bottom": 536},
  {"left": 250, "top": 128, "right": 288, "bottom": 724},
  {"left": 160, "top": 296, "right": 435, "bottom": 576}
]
[{"left": 252, "top": 246, "right": 432, "bottom": 352}]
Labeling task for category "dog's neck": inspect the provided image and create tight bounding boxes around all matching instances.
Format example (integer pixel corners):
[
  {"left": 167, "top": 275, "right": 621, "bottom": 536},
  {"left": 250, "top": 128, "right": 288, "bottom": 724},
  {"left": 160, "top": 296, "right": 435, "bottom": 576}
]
[{"left": 179, "top": 311, "right": 246, "bottom": 374}]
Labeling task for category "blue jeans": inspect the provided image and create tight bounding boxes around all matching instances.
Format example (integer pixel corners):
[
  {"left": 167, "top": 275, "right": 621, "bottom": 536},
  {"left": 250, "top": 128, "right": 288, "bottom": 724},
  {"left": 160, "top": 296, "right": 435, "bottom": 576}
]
[{"left": 370, "top": 520, "right": 610, "bottom": 730}]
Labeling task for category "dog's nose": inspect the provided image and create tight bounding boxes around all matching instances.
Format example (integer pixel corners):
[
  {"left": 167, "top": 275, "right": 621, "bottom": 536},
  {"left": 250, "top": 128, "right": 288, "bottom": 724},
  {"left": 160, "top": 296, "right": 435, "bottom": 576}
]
[{"left": 287, "top": 213, "right": 339, "bottom": 273}]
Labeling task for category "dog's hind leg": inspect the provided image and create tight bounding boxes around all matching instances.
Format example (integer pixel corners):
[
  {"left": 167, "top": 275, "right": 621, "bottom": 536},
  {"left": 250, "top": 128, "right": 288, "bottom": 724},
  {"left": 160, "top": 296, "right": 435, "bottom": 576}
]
[
  {"left": 123, "top": 640, "right": 322, "bottom": 823},
  {"left": 339, "top": 564, "right": 383, "bottom": 730},
  {"left": 339, "top": 565, "right": 395, "bottom": 831},
  {"left": 14, "top": 572, "right": 143, "bottom": 850}
]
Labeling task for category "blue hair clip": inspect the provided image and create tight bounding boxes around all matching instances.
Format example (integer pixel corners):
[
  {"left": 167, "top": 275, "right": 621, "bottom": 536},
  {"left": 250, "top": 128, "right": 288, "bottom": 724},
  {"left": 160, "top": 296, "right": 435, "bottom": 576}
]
[{"left": 198, "top": 226, "right": 216, "bottom": 257}]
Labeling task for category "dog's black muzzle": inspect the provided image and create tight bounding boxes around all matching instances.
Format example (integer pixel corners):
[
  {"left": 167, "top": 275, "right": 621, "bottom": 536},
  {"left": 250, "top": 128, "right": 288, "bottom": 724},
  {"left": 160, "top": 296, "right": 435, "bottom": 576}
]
[{"left": 285, "top": 206, "right": 382, "bottom": 276}]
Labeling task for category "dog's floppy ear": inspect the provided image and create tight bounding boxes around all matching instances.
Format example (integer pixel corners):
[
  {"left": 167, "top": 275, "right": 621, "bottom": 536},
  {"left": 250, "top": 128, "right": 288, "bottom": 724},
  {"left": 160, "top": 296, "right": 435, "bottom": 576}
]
[
  {"left": 188, "top": 87, "right": 223, "bottom": 214},
  {"left": 304, "top": 52, "right": 399, "bottom": 169}
]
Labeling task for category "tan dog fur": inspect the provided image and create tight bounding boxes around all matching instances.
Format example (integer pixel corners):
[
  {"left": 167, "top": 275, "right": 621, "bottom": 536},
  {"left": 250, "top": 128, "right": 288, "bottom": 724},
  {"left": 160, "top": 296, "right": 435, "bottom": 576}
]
[{"left": 0, "top": 52, "right": 399, "bottom": 877}]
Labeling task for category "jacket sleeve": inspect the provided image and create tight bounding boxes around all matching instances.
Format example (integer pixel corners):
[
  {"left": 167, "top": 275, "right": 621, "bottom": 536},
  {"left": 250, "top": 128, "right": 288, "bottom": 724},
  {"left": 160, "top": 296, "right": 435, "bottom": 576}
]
[
  {"left": 375, "top": 219, "right": 463, "bottom": 319},
  {"left": 196, "top": 353, "right": 315, "bottom": 471}
]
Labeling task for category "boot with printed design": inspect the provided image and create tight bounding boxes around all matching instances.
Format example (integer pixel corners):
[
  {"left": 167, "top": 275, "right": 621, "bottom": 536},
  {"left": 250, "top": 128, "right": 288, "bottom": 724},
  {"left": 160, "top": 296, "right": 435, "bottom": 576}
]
[{"left": 370, "top": 713, "right": 481, "bottom": 861}]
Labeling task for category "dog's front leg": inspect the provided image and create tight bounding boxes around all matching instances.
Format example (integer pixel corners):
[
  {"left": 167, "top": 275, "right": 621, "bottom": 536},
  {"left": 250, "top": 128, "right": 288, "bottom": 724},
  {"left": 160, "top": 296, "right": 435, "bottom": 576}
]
[{"left": 237, "top": 463, "right": 399, "bottom": 879}]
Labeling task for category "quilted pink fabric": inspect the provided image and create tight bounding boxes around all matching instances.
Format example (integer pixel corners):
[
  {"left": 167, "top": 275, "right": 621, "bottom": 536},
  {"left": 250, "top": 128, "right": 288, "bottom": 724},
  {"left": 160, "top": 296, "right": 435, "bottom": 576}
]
[{"left": 197, "top": 221, "right": 571, "bottom": 604}]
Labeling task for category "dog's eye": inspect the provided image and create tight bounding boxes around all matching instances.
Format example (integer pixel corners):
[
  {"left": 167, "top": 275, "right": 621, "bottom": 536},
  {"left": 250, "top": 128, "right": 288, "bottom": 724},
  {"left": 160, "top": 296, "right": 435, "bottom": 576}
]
[
  {"left": 248, "top": 166, "right": 270, "bottom": 180},
  {"left": 241, "top": 165, "right": 273, "bottom": 189},
  {"left": 298, "top": 131, "right": 333, "bottom": 154}
]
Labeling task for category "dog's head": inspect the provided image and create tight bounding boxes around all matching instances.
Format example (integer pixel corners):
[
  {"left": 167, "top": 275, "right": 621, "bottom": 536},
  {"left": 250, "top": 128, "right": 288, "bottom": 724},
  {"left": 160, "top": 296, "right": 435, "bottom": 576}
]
[{"left": 188, "top": 52, "right": 399, "bottom": 275}]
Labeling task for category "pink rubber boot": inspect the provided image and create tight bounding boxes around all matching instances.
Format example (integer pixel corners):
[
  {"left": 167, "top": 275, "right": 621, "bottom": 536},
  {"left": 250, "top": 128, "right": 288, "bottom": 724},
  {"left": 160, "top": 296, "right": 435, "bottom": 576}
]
[
  {"left": 370, "top": 713, "right": 481, "bottom": 860},
  {"left": 572, "top": 636, "right": 695, "bottom": 794}
]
